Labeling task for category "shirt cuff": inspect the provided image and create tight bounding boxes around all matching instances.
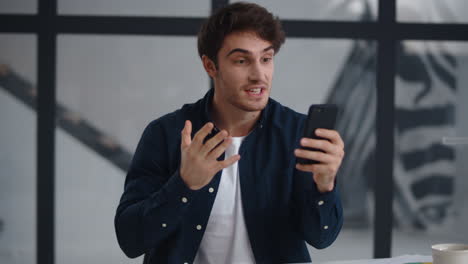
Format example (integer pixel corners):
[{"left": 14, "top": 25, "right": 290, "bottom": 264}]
[{"left": 160, "top": 169, "right": 199, "bottom": 205}]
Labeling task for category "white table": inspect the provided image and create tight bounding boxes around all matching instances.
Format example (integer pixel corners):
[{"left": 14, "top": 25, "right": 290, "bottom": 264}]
[{"left": 320, "top": 255, "right": 432, "bottom": 264}]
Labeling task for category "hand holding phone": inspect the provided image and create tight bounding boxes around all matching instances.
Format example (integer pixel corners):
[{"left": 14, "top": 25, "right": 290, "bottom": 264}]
[{"left": 297, "top": 104, "right": 338, "bottom": 165}]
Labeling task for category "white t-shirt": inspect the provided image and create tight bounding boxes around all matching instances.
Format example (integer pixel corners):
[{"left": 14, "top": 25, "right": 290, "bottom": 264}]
[{"left": 193, "top": 136, "right": 255, "bottom": 264}]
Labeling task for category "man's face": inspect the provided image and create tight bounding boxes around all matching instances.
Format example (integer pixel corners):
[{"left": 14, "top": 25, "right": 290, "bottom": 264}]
[{"left": 210, "top": 31, "right": 274, "bottom": 112}]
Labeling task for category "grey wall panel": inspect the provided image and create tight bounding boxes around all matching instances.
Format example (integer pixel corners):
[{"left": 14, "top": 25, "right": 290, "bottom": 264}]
[
  {"left": 230, "top": 0, "right": 378, "bottom": 21},
  {"left": 58, "top": 0, "right": 210, "bottom": 17},
  {"left": 0, "top": 34, "right": 36, "bottom": 264},
  {"left": 398, "top": 0, "right": 468, "bottom": 23},
  {"left": 272, "top": 39, "right": 353, "bottom": 113},
  {"left": 56, "top": 35, "right": 209, "bottom": 153},
  {"left": 0, "top": 0, "right": 37, "bottom": 14}
]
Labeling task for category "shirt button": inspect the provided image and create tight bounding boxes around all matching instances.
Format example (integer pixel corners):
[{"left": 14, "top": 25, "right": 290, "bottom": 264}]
[
  {"left": 181, "top": 197, "right": 188, "bottom": 203},
  {"left": 196, "top": 225, "right": 202, "bottom": 230},
  {"left": 208, "top": 187, "right": 214, "bottom": 193},
  {"left": 323, "top": 225, "right": 329, "bottom": 230},
  {"left": 162, "top": 223, "right": 167, "bottom": 228},
  {"left": 318, "top": 200, "right": 324, "bottom": 206}
]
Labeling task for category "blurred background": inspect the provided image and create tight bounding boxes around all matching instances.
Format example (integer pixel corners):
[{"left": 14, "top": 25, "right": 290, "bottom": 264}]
[{"left": 1, "top": 0, "right": 468, "bottom": 263}]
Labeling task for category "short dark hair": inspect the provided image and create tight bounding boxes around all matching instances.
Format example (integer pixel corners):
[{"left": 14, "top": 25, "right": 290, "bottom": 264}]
[{"left": 197, "top": 2, "right": 286, "bottom": 65}]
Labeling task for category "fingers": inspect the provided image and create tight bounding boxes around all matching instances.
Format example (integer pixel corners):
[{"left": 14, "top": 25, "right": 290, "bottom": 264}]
[
  {"left": 201, "top": 129, "right": 228, "bottom": 156},
  {"left": 300, "top": 129, "right": 345, "bottom": 158},
  {"left": 181, "top": 120, "right": 192, "bottom": 149},
  {"left": 294, "top": 149, "right": 333, "bottom": 164},
  {"left": 299, "top": 138, "right": 341, "bottom": 156},
  {"left": 192, "top": 122, "right": 214, "bottom": 147},
  {"left": 295, "top": 162, "right": 313, "bottom": 172},
  {"left": 217, "top": 154, "right": 241, "bottom": 170},
  {"left": 207, "top": 136, "right": 233, "bottom": 160},
  {"left": 315, "top": 129, "right": 345, "bottom": 149}
]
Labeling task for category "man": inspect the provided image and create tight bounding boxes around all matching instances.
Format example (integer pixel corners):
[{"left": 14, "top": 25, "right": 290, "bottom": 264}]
[{"left": 115, "top": 2, "right": 344, "bottom": 263}]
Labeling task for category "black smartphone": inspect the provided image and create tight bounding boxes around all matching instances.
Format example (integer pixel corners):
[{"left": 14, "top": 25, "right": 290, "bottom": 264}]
[{"left": 297, "top": 104, "right": 338, "bottom": 165}]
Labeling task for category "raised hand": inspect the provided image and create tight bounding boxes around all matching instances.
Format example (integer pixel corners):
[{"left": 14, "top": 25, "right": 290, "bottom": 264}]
[{"left": 180, "top": 120, "right": 241, "bottom": 190}]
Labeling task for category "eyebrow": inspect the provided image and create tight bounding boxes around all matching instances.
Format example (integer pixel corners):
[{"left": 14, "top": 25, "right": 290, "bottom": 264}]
[{"left": 226, "top": 45, "right": 274, "bottom": 57}]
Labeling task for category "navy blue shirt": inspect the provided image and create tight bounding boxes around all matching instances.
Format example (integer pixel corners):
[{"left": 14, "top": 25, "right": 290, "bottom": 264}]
[{"left": 115, "top": 89, "right": 343, "bottom": 263}]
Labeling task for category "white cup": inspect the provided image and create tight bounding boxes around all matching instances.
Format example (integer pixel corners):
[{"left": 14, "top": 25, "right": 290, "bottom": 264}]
[{"left": 432, "top": 243, "right": 468, "bottom": 264}]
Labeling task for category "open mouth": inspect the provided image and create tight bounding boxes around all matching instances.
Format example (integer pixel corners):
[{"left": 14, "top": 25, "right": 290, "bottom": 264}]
[{"left": 245, "top": 87, "right": 265, "bottom": 96}]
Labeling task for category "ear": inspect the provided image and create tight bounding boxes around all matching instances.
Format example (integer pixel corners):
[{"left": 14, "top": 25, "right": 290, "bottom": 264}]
[{"left": 202, "top": 55, "right": 217, "bottom": 79}]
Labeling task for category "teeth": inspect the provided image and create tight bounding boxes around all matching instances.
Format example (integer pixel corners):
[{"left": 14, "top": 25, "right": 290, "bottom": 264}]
[{"left": 248, "top": 88, "right": 261, "bottom": 94}]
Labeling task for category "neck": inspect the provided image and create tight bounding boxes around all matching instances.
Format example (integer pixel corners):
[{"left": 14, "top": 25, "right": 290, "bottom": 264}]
[{"left": 211, "top": 91, "right": 261, "bottom": 137}]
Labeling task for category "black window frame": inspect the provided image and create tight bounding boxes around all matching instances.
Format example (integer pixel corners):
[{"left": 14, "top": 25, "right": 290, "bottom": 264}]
[{"left": 1, "top": 0, "right": 468, "bottom": 263}]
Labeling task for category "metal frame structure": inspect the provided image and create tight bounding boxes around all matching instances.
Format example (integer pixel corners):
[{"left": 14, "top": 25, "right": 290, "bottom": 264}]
[{"left": 1, "top": 0, "right": 468, "bottom": 263}]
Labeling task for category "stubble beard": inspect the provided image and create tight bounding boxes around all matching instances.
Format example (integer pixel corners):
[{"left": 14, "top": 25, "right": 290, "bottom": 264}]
[{"left": 228, "top": 91, "right": 268, "bottom": 113}]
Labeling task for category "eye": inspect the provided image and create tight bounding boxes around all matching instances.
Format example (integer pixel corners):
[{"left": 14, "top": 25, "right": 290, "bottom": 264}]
[
  {"left": 235, "top": 59, "right": 246, "bottom": 64},
  {"left": 262, "top": 57, "right": 273, "bottom": 63}
]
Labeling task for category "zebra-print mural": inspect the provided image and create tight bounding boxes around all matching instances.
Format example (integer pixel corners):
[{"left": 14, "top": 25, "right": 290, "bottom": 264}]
[
  {"left": 325, "top": 0, "right": 464, "bottom": 230},
  {"left": 394, "top": 41, "right": 457, "bottom": 229},
  {"left": 327, "top": 38, "right": 457, "bottom": 230}
]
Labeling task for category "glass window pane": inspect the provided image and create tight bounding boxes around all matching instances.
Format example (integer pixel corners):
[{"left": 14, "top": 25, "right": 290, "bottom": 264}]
[
  {"left": 230, "top": 0, "right": 378, "bottom": 21},
  {"left": 0, "top": 34, "right": 37, "bottom": 264},
  {"left": 55, "top": 35, "right": 208, "bottom": 263},
  {"left": 393, "top": 41, "right": 468, "bottom": 257},
  {"left": 58, "top": 0, "right": 210, "bottom": 17},
  {"left": 0, "top": 0, "right": 37, "bottom": 14},
  {"left": 56, "top": 35, "right": 377, "bottom": 263},
  {"left": 275, "top": 39, "right": 377, "bottom": 262},
  {"left": 398, "top": 0, "right": 468, "bottom": 23}
]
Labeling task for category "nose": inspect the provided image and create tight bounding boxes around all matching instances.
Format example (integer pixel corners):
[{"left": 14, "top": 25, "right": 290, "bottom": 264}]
[{"left": 248, "top": 61, "right": 264, "bottom": 83}]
